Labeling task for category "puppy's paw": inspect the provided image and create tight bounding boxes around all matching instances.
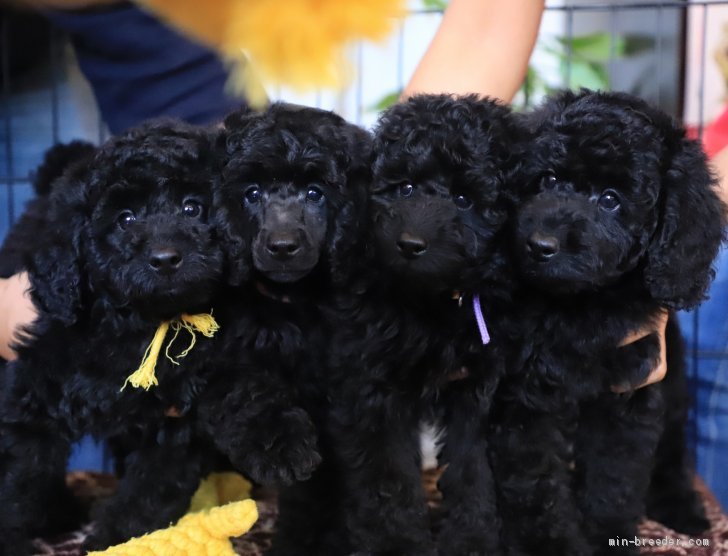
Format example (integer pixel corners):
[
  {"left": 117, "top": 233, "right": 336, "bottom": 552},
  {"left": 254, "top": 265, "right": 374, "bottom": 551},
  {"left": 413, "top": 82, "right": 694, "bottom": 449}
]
[
  {"left": 232, "top": 408, "right": 321, "bottom": 486},
  {"left": 82, "top": 530, "right": 120, "bottom": 554},
  {"left": 83, "top": 518, "right": 138, "bottom": 553}
]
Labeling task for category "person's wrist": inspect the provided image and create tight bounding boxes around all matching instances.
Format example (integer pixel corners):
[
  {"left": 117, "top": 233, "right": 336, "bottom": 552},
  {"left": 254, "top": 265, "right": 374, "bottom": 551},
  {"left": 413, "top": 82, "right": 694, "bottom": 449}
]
[
  {"left": 0, "top": 277, "right": 16, "bottom": 360},
  {"left": 0, "top": 273, "right": 37, "bottom": 360}
]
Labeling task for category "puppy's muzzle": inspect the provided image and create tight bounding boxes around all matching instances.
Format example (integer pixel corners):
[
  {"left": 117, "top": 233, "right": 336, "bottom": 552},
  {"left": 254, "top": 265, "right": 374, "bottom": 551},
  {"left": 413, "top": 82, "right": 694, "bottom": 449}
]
[
  {"left": 526, "top": 232, "right": 559, "bottom": 262},
  {"left": 397, "top": 232, "right": 428, "bottom": 259},
  {"left": 149, "top": 247, "right": 183, "bottom": 274},
  {"left": 266, "top": 230, "right": 302, "bottom": 260}
]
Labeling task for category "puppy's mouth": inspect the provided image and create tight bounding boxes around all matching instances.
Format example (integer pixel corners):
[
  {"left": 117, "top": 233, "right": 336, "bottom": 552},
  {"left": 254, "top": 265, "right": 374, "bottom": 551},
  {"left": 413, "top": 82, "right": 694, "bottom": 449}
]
[
  {"left": 252, "top": 249, "right": 321, "bottom": 284},
  {"left": 126, "top": 280, "right": 218, "bottom": 319},
  {"left": 146, "top": 290, "right": 214, "bottom": 316},
  {"left": 376, "top": 231, "right": 476, "bottom": 293},
  {"left": 517, "top": 255, "right": 602, "bottom": 294},
  {"left": 258, "top": 267, "right": 316, "bottom": 283},
  {"left": 384, "top": 255, "right": 474, "bottom": 294}
]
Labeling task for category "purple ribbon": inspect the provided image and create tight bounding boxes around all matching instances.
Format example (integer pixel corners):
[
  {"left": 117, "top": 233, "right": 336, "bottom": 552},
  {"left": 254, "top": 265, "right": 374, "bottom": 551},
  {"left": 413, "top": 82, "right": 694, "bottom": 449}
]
[{"left": 472, "top": 294, "right": 490, "bottom": 345}]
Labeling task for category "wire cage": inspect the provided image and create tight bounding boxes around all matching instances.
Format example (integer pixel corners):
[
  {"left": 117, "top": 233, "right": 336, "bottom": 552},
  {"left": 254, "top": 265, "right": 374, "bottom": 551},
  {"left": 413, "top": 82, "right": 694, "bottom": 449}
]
[{"left": 0, "top": 0, "right": 726, "bottom": 486}]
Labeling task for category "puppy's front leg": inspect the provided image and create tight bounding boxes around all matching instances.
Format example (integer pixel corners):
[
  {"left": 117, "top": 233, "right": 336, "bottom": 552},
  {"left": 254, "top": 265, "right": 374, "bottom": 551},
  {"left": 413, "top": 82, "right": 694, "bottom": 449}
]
[
  {"left": 0, "top": 420, "right": 76, "bottom": 556},
  {"left": 436, "top": 373, "right": 502, "bottom": 556},
  {"left": 329, "top": 386, "right": 436, "bottom": 556},
  {"left": 575, "top": 386, "right": 664, "bottom": 556},
  {"left": 199, "top": 369, "right": 321, "bottom": 486},
  {"left": 270, "top": 458, "right": 347, "bottom": 556},
  {"left": 83, "top": 431, "right": 206, "bottom": 552},
  {"left": 489, "top": 396, "right": 590, "bottom": 556}
]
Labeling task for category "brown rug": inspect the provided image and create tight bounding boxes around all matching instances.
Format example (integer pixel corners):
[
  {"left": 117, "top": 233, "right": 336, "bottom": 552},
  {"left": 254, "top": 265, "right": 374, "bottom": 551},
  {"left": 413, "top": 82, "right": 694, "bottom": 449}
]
[{"left": 30, "top": 470, "right": 728, "bottom": 555}]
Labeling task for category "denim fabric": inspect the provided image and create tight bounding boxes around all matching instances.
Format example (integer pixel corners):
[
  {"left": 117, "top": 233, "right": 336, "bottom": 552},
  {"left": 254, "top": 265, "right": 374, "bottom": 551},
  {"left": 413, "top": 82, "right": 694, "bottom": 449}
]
[{"left": 678, "top": 245, "right": 728, "bottom": 508}]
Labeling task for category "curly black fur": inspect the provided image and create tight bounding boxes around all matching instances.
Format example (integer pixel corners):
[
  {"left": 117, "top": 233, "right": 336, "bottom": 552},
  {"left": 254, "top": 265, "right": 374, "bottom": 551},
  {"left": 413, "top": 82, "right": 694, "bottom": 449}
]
[
  {"left": 287, "top": 95, "right": 521, "bottom": 556},
  {"left": 0, "top": 119, "right": 321, "bottom": 554},
  {"left": 489, "top": 90, "right": 726, "bottom": 556},
  {"left": 215, "top": 103, "right": 375, "bottom": 556},
  {"left": 0, "top": 140, "right": 97, "bottom": 279},
  {"left": 32, "top": 141, "right": 98, "bottom": 197}
]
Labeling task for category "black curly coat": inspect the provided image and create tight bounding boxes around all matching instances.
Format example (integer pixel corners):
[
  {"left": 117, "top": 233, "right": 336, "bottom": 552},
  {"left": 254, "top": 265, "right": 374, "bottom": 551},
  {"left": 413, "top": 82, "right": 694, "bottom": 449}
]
[
  {"left": 0, "top": 119, "right": 322, "bottom": 554},
  {"left": 488, "top": 90, "right": 726, "bottom": 556},
  {"left": 215, "top": 103, "right": 376, "bottom": 556},
  {"left": 278, "top": 95, "right": 521, "bottom": 556}
]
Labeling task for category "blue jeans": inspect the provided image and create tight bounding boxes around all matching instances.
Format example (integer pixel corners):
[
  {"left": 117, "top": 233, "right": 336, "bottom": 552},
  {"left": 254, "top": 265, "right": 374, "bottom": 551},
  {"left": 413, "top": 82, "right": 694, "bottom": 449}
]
[{"left": 678, "top": 244, "right": 728, "bottom": 508}]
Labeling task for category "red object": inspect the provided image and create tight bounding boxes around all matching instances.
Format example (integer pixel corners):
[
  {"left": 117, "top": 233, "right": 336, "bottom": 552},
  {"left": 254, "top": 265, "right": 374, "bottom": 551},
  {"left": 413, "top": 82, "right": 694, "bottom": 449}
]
[{"left": 688, "top": 104, "right": 728, "bottom": 159}]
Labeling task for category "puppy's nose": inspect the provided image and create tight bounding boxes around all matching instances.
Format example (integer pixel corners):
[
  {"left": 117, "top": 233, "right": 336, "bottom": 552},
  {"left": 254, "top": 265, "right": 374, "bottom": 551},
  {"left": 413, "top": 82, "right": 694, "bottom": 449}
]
[
  {"left": 527, "top": 232, "right": 559, "bottom": 261},
  {"left": 149, "top": 248, "right": 183, "bottom": 272},
  {"left": 266, "top": 233, "right": 301, "bottom": 259},
  {"left": 397, "top": 232, "right": 428, "bottom": 259}
]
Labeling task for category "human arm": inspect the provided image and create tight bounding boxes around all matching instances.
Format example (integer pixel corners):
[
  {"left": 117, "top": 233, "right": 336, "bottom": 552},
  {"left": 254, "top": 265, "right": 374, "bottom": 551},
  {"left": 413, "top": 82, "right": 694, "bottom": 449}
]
[
  {"left": 402, "top": 0, "right": 545, "bottom": 102},
  {"left": 710, "top": 144, "right": 728, "bottom": 208}
]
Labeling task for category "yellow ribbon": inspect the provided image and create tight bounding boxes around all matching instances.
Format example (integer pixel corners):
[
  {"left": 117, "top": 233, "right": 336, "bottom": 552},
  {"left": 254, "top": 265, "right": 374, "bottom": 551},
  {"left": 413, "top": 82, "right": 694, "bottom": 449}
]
[{"left": 121, "top": 312, "right": 220, "bottom": 391}]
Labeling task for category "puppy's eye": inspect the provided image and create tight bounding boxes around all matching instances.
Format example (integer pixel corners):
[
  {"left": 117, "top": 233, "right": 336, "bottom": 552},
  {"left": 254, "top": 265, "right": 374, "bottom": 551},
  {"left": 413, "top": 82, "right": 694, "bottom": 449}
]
[
  {"left": 544, "top": 174, "right": 558, "bottom": 189},
  {"left": 306, "top": 186, "right": 324, "bottom": 203},
  {"left": 453, "top": 193, "right": 473, "bottom": 210},
  {"left": 399, "top": 184, "right": 414, "bottom": 198},
  {"left": 117, "top": 210, "right": 136, "bottom": 230},
  {"left": 244, "top": 185, "right": 261, "bottom": 205},
  {"left": 182, "top": 199, "right": 203, "bottom": 218},
  {"left": 598, "top": 189, "right": 621, "bottom": 211}
]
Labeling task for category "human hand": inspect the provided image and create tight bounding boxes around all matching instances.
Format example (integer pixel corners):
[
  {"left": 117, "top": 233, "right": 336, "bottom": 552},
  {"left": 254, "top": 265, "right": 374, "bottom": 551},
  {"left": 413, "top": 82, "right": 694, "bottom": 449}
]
[
  {"left": 0, "top": 272, "right": 37, "bottom": 360},
  {"left": 612, "top": 310, "right": 669, "bottom": 392}
]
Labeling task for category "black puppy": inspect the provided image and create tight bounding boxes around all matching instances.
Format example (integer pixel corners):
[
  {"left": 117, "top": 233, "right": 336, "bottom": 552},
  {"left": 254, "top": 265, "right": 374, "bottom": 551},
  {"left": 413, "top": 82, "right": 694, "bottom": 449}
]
[
  {"left": 0, "top": 120, "right": 319, "bottom": 554},
  {"left": 214, "top": 103, "right": 372, "bottom": 556},
  {"left": 489, "top": 90, "right": 725, "bottom": 555},
  {"left": 314, "top": 94, "right": 519, "bottom": 555}
]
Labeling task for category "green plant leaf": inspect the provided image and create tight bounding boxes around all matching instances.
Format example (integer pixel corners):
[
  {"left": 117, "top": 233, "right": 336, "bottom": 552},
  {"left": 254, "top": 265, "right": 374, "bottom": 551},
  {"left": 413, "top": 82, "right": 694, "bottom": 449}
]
[
  {"left": 421, "top": 0, "right": 449, "bottom": 10},
  {"left": 561, "top": 59, "right": 610, "bottom": 90},
  {"left": 519, "top": 65, "right": 545, "bottom": 105},
  {"left": 369, "top": 90, "right": 402, "bottom": 112},
  {"left": 623, "top": 34, "right": 655, "bottom": 56},
  {"left": 556, "top": 32, "right": 626, "bottom": 62}
]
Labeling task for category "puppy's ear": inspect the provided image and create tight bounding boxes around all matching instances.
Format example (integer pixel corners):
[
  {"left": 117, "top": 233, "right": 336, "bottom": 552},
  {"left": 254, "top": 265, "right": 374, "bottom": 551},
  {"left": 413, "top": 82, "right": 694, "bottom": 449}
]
[
  {"left": 327, "top": 126, "right": 372, "bottom": 285},
  {"left": 212, "top": 121, "right": 257, "bottom": 287},
  {"left": 213, "top": 185, "right": 251, "bottom": 286},
  {"left": 26, "top": 167, "right": 91, "bottom": 325},
  {"left": 222, "top": 105, "right": 255, "bottom": 130},
  {"left": 644, "top": 122, "right": 726, "bottom": 309},
  {"left": 328, "top": 191, "right": 366, "bottom": 286},
  {"left": 222, "top": 106, "right": 261, "bottom": 155}
]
